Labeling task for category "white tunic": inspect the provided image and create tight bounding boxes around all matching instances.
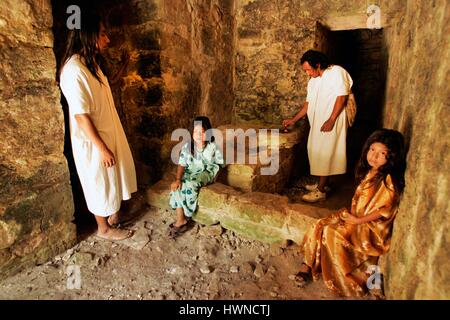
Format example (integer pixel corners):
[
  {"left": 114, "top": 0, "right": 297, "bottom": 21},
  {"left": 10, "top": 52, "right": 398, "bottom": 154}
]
[
  {"left": 306, "top": 65, "right": 353, "bottom": 176},
  {"left": 60, "top": 55, "right": 137, "bottom": 216}
]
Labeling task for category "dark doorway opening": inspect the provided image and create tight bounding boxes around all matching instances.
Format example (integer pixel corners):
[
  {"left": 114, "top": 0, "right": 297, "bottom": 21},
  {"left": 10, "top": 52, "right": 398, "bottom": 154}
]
[
  {"left": 51, "top": 0, "right": 159, "bottom": 238},
  {"left": 315, "top": 23, "right": 388, "bottom": 171},
  {"left": 51, "top": 0, "right": 95, "bottom": 238},
  {"left": 295, "top": 23, "right": 389, "bottom": 210},
  {"left": 51, "top": 0, "right": 128, "bottom": 238}
]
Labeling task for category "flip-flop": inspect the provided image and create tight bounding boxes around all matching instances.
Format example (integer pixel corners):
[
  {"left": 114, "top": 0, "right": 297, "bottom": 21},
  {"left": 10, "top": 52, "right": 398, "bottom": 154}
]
[
  {"left": 168, "top": 220, "right": 193, "bottom": 239},
  {"left": 110, "top": 223, "right": 123, "bottom": 229},
  {"left": 108, "top": 216, "right": 133, "bottom": 229},
  {"left": 107, "top": 215, "right": 122, "bottom": 228},
  {"left": 294, "top": 271, "right": 311, "bottom": 287},
  {"left": 293, "top": 263, "right": 312, "bottom": 287},
  {"left": 95, "top": 229, "right": 133, "bottom": 242}
]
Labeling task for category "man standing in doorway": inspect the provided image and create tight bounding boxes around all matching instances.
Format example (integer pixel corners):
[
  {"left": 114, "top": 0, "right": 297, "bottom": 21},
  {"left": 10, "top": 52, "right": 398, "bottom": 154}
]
[{"left": 283, "top": 50, "right": 353, "bottom": 202}]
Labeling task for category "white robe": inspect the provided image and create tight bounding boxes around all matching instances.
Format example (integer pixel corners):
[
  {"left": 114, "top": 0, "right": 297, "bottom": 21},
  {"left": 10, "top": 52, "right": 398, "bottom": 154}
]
[
  {"left": 306, "top": 65, "right": 353, "bottom": 176},
  {"left": 60, "top": 55, "right": 137, "bottom": 216}
]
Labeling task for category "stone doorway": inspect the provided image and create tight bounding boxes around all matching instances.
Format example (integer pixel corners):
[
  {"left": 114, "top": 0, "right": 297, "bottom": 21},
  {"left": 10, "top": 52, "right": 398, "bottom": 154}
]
[
  {"left": 51, "top": 0, "right": 108, "bottom": 236},
  {"left": 50, "top": 0, "right": 235, "bottom": 237},
  {"left": 315, "top": 23, "right": 388, "bottom": 171},
  {"left": 51, "top": 0, "right": 168, "bottom": 237}
]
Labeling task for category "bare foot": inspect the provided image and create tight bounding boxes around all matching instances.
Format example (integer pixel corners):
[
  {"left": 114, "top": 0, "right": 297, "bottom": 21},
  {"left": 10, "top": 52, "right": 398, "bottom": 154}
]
[
  {"left": 107, "top": 212, "right": 121, "bottom": 227},
  {"left": 96, "top": 227, "right": 133, "bottom": 241}
]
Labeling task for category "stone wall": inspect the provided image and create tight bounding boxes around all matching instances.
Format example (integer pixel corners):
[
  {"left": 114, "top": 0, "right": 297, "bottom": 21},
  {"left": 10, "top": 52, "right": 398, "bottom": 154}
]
[
  {"left": 50, "top": 0, "right": 235, "bottom": 224},
  {"left": 235, "top": 0, "right": 316, "bottom": 124},
  {"left": 0, "top": 0, "right": 76, "bottom": 279},
  {"left": 234, "top": 0, "right": 397, "bottom": 125},
  {"left": 380, "top": 0, "right": 449, "bottom": 300},
  {"left": 102, "top": 0, "right": 235, "bottom": 184},
  {"left": 1, "top": 0, "right": 234, "bottom": 279},
  {"left": 235, "top": 0, "right": 449, "bottom": 299},
  {"left": 52, "top": 0, "right": 234, "bottom": 185},
  {"left": 1, "top": 0, "right": 448, "bottom": 298}
]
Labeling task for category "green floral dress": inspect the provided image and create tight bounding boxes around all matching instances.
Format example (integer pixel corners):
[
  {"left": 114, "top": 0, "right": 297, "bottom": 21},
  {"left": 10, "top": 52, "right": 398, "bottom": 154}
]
[{"left": 169, "top": 142, "right": 224, "bottom": 217}]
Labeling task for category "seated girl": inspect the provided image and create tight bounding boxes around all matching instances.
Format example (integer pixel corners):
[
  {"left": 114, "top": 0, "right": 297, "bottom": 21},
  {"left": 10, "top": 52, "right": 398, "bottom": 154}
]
[
  {"left": 168, "top": 116, "right": 224, "bottom": 238},
  {"left": 297, "top": 128, "right": 406, "bottom": 297}
]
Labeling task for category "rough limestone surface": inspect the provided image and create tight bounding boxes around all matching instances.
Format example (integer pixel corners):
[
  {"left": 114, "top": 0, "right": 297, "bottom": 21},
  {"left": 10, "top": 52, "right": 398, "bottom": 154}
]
[
  {"left": 2, "top": 0, "right": 448, "bottom": 300},
  {"left": 146, "top": 176, "right": 333, "bottom": 244},
  {"left": 0, "top": 0, "right": 76, "bottom": 279},
  {"left": 215, "top": 123, "right": 307, "bottom": 193},
  {"left": 81, "top": 0, "right": 234, "bottom": 184},
  {"left": 235, "top": 0, "right": 449, "bottom": 299},
  {"left": 234, "top": 0, "right": 399, "bottom": 124},
  {"left": 379, "top": 0, "right": 450, "bottom": 300},
  {"left": 52, "top": 0, "right": 234, "bottom": 185}
]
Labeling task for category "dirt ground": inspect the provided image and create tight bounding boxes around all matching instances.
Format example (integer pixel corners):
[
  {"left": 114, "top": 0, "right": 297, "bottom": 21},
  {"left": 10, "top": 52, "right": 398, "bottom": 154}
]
[{"left": 0, "top": 190, "right": 373, "bottom": 301}]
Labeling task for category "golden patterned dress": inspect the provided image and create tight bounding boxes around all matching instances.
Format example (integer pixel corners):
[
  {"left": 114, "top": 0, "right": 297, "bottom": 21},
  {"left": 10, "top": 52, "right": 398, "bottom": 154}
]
[{"left": 301, "top": 173, "right": 398, "bottom": 297}]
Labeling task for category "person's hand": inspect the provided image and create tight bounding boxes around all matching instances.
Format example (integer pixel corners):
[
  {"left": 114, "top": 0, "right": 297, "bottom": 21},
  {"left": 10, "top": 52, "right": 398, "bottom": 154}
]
[
  {"left": 340, "top": 212, "right": 360, "bottom": 224},
  {"left": 171, "top": 180, "right": 181, "bottom": 191},
  {"left": 100, "top": 147, "right": 116, "bottom": 168},
  {"left": 282, "top": 118, "right": 295, "bottom": 128},
  {"left": 338, "top": 208, "right": 349, "bottom": 220},
  {"left": 320, "top": 118, "right": 335, "bottom": 132}
]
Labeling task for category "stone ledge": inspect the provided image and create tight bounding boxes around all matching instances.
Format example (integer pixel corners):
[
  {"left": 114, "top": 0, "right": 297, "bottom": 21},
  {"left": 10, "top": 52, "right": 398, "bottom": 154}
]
[
  {"left": 213, "top": 123, "right": 306, "bottom": 193},
  {"left": 146, "top": 177, "right": 333, "bottom": 244},
  {"left": 216, "top": 123, "right": 303, "bottom": 149}
]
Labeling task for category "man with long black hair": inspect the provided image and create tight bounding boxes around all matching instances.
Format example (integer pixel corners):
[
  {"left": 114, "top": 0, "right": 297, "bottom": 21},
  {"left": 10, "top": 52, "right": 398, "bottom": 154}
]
[
  {"left": 59, "top": 10, "right": 136, "bottom": 240},
  {"left": 283, "top": 50, "right": 353, "bottom": 202}
]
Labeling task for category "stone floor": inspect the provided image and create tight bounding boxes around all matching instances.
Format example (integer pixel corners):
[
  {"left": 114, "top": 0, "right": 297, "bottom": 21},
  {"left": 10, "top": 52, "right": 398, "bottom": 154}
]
[
  {"left": 0, "top": 205, "right": 368, "bottom": 300},
  {"left": 147, "top": 172, "right": 355, "bottom": 245},
  {"left": 0, "top": 175, "right": 366, "bottom": 300}
]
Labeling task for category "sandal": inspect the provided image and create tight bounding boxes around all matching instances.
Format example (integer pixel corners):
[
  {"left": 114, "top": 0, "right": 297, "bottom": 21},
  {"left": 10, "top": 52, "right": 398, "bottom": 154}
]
[
  {"left": 108, "top": 215, "right": 133, "bottom": 229},
  {"left": 168, "top": 220, "right": 193, "bottom": 239},
  {"left": 294, "top": 264, "right": 311, "bottom": 287},
  {"left": 108, "top": 214, "right": 122, "bottom": 228}
]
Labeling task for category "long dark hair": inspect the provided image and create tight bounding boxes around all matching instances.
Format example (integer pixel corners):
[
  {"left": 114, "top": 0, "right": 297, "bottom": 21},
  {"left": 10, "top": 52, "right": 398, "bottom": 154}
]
[
  {"left": 189, "top": 116, "right": 214, "bottom": 155},
  {"left": 59, "top": 10, "right": 104, "bottom": 84},
  {"left": 300, "top": 49, "right": 330, "bottom": 70},
  {"left": 355, "top": 129, "right": 406, "bottom": 202}
]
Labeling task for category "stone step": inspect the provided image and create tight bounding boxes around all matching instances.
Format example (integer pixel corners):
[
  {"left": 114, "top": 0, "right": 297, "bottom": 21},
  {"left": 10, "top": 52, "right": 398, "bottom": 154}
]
[
  {"left": 214, "top": 149, "right": 293, "bottom": 193},
  {"left": 146, "top": 175, "right": 333, "bottom": 244},
  {"left": 216, "top": 123, "right": 303, "bottom": 150},
  {"left": 212, "top": 123, "right": 307, "bottom": 193}
]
